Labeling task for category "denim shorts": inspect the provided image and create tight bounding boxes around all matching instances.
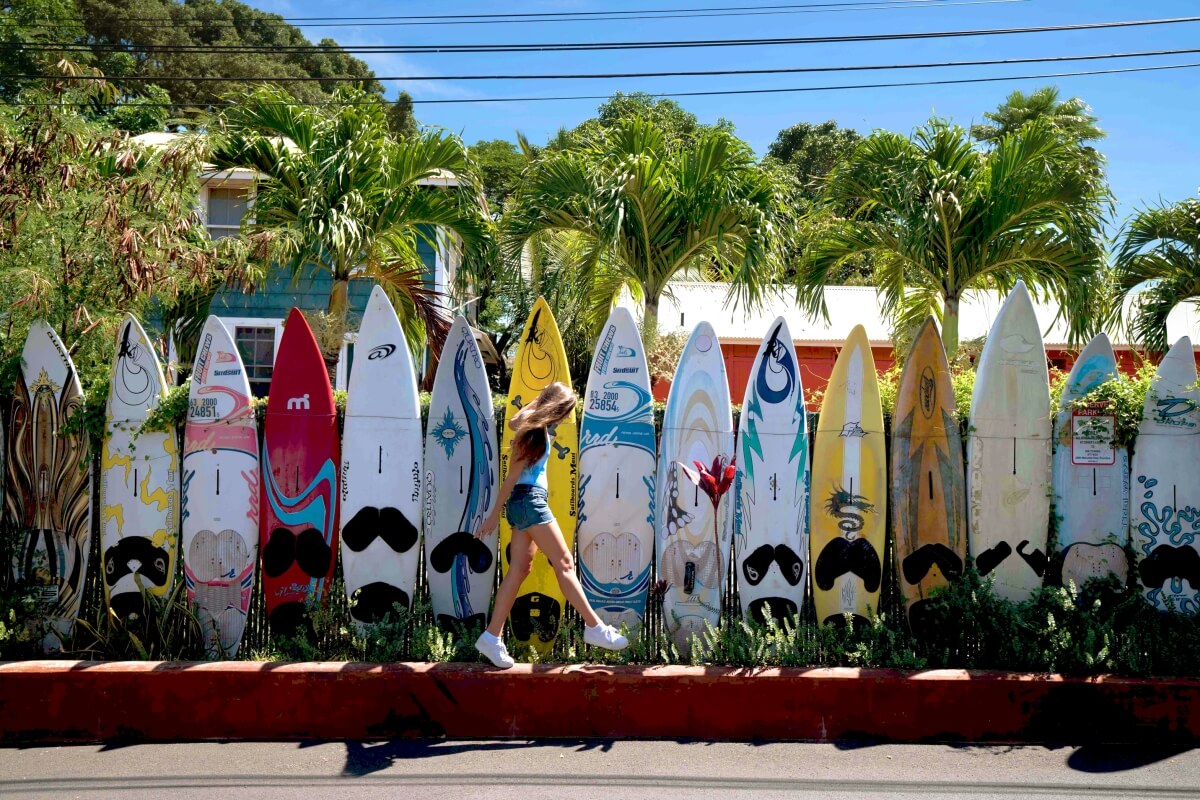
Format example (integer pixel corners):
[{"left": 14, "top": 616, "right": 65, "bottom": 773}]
[{"left": 505, "top": 485, "right": 555, "bottom": 529}]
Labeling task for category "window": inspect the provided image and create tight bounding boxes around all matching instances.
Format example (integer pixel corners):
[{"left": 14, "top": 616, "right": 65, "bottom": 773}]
[
  {"left": 207, "top": 187, "right": 249, "bottom": 239},
  {"left": 235, "top": 326, "right": 275, "bottom": 398}
]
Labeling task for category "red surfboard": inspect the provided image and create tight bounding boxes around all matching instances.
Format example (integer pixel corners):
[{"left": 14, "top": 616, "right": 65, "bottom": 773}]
[{"left": 260, "top": 308, "right": 340, "bottom": 634}]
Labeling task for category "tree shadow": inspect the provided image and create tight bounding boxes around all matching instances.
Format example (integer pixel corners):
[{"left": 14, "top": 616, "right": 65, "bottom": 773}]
[
  {"left": 1067, "top": 744, "right": 1193, "bottom": 773},
  {"left": 338, "top": 737, "right": 617, "bottom": 777}
]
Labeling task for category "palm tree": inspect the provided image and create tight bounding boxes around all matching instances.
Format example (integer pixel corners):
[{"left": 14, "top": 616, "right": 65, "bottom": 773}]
[
  {"left": 971, "top": 86, "right": 1105, "bottom": 145},
  {"left": 1113, "top": 198, "right": 1200, "bottom": 354},
  {"left": 797, "top": 118, "right": 1109, "bottom": 359},
  {"left": 208, "top": 85, "right": 488, "bottom": 371},
  {"left": 502, "top": 116, "right": 791, "bottom": 343}
]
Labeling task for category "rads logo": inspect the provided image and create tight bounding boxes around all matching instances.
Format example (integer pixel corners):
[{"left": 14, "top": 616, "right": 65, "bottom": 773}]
[
  {"left": 368, "top": 344, "right": 396, "bottom": 360},
  {"left": 287, "top": 394, "right": 310, "bottom": 411}
]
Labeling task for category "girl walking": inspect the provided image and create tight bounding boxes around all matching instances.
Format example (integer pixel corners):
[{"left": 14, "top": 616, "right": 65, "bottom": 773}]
[{"left": 475, "top": 382, "right": 629, "bottom": 668}]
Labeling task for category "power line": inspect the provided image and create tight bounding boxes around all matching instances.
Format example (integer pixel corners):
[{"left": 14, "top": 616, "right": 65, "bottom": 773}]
[
  {"left": 11, "top": 60, "right": 1200, "bottom": 107},
  {"left": 16, "top": 0, "right": 1012, "bottom": 25},
  {"left": 14, "top": 15, "right": 1200, "bottom": 55},
  {"left": 21, "top": 0, "right": 1026, "bottom": 28},
  {"left": 4, "top": 47, "right": 1196, "bottom": 83}
]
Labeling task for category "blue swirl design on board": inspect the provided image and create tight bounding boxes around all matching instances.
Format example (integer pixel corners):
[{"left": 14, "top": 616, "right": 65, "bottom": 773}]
[
  {"left": 449, "top": 338, "right": 495, "bottom": 620},
  {"left": 262, "top": 446, "right": 337, "bottom": 599},
  {"left": 1135, "top": 474, "right": 1200, "bottom": 613},
  {"left": 739, "top": 322, "right": 807, "bottom": 536}
]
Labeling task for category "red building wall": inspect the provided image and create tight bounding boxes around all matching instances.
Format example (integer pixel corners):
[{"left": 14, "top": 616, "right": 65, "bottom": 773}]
[{"left": 652, "top": 341, "right": 1199, "bottom": 409}]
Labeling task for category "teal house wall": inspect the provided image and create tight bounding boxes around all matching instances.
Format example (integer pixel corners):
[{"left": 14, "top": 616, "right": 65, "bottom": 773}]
[{"left": 211, "top": 234, "right": 438, "bottom": 319}]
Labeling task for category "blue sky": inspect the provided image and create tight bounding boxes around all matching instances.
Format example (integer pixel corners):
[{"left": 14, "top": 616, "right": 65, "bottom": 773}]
[{"left": 255, "top": 0, "right": 1199, "bottom": 221}]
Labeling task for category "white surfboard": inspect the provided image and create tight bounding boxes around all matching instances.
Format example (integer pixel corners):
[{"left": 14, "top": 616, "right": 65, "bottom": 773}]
[
  {"left": 182, "top": 315, "right": 260, "bottom": 657},
  {"left": 6, "top": 321, "right": 91, "bottom": 651},
  {"left": 656, "top": 322, "right": 734, "bottom": 654},
  {"left": 340, "top": 285, "right": 423, "bottom": 630},
  {"left": 735, "top": 317, "right": 808, "bottom": 626},
  {"left": 424, "top": 316, "right": 499, "bottom": 632},
  {"left": 1052, "top": 333, "right": 1129, "bottom": 588},
  {"left": 967, "top": 281, "right": 1052, "bottom": 602},
  {"left": 578, "top": 307, "right": 656, "bottom": 632},
  {"left": 100, "top": 315, "right": 180, "bottom": 623},
  {"left": 1130, "top": 336, "right": 1200, "bottom": 614}
]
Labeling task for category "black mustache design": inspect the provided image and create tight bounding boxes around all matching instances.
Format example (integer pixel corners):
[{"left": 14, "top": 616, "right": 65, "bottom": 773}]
[
  {"left": 902, "top": 543, "right": 964, "bottom": 586},
  {"left": 742, "top": 544, "right": 804, "bottom": 587},
  {"left": 1139, "top": 544, "right": 1200, "bottom": 589},
  {"left": 815, "top": 537, "right": 882, "bottom": 593},
  {"left": 349, "top": 582, "right": 411, "bottom": 624},
  {"left": 430, "top": 532, "right": 494, "bottom": 574},
  {"left": 110, "top": 592, "right": 150, "bottom": 622},
  {"left": 510, "top": 592, "right": 562, "bottom": 644},
  {"left": 267, "top": 601, "right": 312, "bottom": 637},
  {"left": 748, "top": 596, "right": 798, "bottom": 626},
  {"left": 341, "top": 506, "right": 418, "bottom": 554},
  {"left": 262, "top": 526, "right": 333, "bottom": 579},
  {"left": 975, "top": 540, "right": 1047, "bottom": 577},
  {"left": 104, "top": 536, "right": 170, "bottom": 588}
]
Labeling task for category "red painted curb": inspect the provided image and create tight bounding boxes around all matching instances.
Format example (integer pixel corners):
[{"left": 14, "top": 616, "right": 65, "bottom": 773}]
[{"left": 1, "top": 661, "right": 1198, "bottom": 744}]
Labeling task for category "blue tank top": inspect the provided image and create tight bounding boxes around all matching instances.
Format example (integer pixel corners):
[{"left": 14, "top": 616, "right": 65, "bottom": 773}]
[{"left": 516, "top": 428, "right": 552, "bottom": 489}]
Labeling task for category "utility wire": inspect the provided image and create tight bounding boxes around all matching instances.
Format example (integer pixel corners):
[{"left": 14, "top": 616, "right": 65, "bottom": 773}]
[
  {"left": 12, "top": 61, "right": 1200, "bottom": 107},
  {"left": 18, "top": 0, "right": 1025, "bottom": 29},
  {"left": 27, "top": 0, "right": 993, "bottom": 23},
  {"left": 3, "top": 47, "right": 1195, "bottom": 83},
  {"left": 13, "top": 15, "right": 1200, "bottom": 55}
]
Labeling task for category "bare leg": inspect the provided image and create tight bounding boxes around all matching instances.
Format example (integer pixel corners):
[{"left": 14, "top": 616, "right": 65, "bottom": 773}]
[
  {"left": 486, "top": 527, "right": 536, "bottom": 638},
  {"left": 526, "top": 519, "right": 602, "bottom": 629}
]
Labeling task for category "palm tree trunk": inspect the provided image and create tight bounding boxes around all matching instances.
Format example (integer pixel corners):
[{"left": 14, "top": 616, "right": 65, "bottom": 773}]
[
  {"left": 943, "top": 294, "right": 960, "bottom": 362},
  {"left": 643, "top": 292, "right": 660, "bottom": 349},
  {"left": 325, "top": 277, "right": 350, "bottom": 387}
]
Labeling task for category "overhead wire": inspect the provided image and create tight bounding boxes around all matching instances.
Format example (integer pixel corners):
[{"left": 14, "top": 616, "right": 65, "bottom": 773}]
[
  {"left": 16, "top": 0, "right": 1028, "bottom": 28},
  {"left": 12, "top": 15, "right": 1200, "bottom": 55},
  {"left": 2, "top": 47, "right": 1196, "bottom": 83},
  {"left": 16, "top": 0, "right": 1022, "bottom": 26},
  {"left": 10, "top": 61, "right": 1200, "bottom": 106}
]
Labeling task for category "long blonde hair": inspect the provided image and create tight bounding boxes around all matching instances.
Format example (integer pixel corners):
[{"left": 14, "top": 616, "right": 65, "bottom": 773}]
[{"left": 511, "top": 382, "right": 576, "bottom": 465}]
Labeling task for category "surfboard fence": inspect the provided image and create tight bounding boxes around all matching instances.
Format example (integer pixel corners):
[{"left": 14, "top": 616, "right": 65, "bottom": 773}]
[{"left": 2, "top": 403, "right": 1198, "bottom": 675}]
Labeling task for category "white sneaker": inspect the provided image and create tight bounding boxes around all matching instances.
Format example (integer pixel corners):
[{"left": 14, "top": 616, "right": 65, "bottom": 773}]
[
  {"left": 475, "top": 632, "right": 515, "bottom": 669},
  {"left": 584, "top": 622, "right": 629, "bottom": 651}
]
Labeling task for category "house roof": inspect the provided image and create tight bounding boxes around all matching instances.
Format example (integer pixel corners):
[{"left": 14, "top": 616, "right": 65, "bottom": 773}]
[
  {"left": 129, "top": 131, "right": 461, "bottom": 187},
  {"left": 622, "top": 282, "right": 1200, "bottom": 350}
]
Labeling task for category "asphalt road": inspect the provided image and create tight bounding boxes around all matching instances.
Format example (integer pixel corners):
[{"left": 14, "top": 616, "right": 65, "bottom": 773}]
[{"left": 3, "top": 739, "right": 1199, "bottom": 799}]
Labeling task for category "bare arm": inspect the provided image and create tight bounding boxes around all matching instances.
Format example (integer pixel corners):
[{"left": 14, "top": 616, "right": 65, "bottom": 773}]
[{"left": 476, "top": 452, "right": 528, "bottom": 539}]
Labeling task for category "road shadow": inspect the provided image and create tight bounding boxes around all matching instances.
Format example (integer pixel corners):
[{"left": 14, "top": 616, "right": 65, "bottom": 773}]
[
  {"left": 338, "top": 737, "right": 618, "bottom": 776},
  {"left": 1068, "top": 744, "right": 1193, "bottom": 773}
]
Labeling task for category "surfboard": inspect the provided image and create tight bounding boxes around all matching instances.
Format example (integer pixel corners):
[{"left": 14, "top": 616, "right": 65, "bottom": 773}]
[
  {"left": 967, "top": 281, "right": 1052, "bottom": 603},
  {"left": 578, "top": 307, "right": 656, "bottom": 632},
  {"left": 100, "top": 315, "right": 179, "bottom": 623},
  {"left": 810, "top": 324, "right": 886, "bottom": 627},
  {"left": 499, "top": 297, "right": 578, "bottom": 654},
  {"left": 424, "top": 315, "right": 498, "bottom": 633},
  {"left": 340, "top": 285, "right": 423, "bottom": 631},
  {"left": 1130, "top": 336, "right": 1200, "bottom": 614},
  {"left": 182, "top": 315, "right": 260, "bottom": 658},
  {"left": 891, "top": 316, "right": 965, "bottom": 632},
  {"left": 260, "top": 307, "right": 340, "bottom": 635},
  {"left": 657, "top": 321, "right": 734, "bottom": 653},
  {"left": 1052, "top": 333, "right": 1129, "bottom": 589},
  {"left": 5, "top": 321, "right": 91, "bottom": 651},
  {"left": 735, "top": 317, "right": 808, "bottom": 626}
]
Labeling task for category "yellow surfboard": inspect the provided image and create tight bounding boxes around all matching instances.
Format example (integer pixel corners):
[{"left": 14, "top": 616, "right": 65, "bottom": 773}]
[
  {"left": 891, "top": 317, "right": 966, "bottom": 632},
  {"left": 810, "top": 325, "right": 886, "bottom": 627},
  {"left": 500, "top": 297, "right": 578, "bottom": 654}
]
